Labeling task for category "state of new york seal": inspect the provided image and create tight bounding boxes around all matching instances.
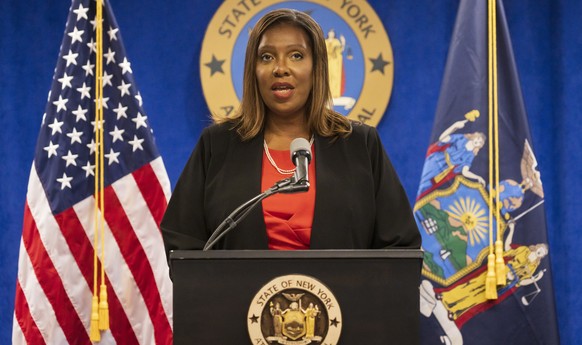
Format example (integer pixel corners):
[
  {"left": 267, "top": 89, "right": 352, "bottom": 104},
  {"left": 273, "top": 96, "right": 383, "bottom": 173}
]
[
  {"left": 200, "top": 0, "right": 394, "bottom": 127},
  {"left": 248, "top": 275, "right": 342, "bottom": 345}
]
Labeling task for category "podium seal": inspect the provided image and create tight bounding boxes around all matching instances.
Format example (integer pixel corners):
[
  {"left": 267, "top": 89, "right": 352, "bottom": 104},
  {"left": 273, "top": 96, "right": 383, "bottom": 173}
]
[{"left": 248, "top": 274, "right": 342, "bottom": 345}]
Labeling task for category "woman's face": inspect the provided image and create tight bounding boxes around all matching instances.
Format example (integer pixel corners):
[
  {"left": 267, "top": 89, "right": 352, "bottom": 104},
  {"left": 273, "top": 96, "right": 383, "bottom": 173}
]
[{"left": 255, "top": 23, "right": 313, "bottom": 121}]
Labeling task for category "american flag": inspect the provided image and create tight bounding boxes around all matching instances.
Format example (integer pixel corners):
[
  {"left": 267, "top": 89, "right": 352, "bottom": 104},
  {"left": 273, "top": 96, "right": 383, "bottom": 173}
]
[{"left": 12, "top": 0, "right": 173, "bottom": 344}]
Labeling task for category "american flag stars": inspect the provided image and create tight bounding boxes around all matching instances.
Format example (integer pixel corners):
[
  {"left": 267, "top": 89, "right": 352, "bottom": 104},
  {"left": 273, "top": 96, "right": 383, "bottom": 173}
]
[
  {"left": 72, "top": 3, "right": 89, "bottom": 21},
  {"left": 36, "top": 0, "right": 154, "bottom": 201}
]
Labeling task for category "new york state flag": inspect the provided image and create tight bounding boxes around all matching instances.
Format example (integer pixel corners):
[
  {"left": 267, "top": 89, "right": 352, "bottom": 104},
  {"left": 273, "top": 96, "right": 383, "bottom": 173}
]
[{"left": 414, "top": 0, "right": 560, "bottom": 344}]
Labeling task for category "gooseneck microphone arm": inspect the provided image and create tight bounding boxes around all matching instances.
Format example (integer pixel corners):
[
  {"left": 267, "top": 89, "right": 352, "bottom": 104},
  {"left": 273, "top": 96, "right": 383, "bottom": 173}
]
[
  {"left": 203, "top": 177, "right": 305, "bottom": 251},
  {"left": 202, "top": 137, "right": 313, "bottom": 251}
]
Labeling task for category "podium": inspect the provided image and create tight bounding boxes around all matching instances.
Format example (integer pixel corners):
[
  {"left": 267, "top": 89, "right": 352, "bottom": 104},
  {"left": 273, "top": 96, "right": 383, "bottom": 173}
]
[{"left": 170, "top": 249, "right": 423, "bottom": 345}]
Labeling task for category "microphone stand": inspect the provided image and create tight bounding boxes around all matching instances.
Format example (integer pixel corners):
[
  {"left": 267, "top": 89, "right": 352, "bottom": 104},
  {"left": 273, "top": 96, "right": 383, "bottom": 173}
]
[{"left": 202, "top": 176, "right": 309, "bottom": 251}]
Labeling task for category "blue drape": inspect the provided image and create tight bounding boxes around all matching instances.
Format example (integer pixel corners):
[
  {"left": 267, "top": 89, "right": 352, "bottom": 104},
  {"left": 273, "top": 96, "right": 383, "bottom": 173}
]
[{"left": 1, "top": 0, "right": 579, "bottom": 343}]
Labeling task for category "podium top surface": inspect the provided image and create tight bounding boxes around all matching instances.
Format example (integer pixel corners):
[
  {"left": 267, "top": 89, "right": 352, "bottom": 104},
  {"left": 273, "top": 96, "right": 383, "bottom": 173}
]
[{"left": 169, "top": 249, "right": 423, "bottom": 261}]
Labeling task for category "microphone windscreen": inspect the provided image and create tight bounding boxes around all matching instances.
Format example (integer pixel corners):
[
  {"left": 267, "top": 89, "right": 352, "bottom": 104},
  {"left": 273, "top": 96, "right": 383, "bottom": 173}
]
[{"left": 290, "top": 138, "right": 312, "bottom": 161}]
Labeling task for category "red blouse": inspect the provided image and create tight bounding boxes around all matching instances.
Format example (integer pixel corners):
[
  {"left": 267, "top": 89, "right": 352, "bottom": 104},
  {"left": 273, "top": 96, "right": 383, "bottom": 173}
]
[{"left": 261, "top": 145, "right": 316, "bottom": 250}]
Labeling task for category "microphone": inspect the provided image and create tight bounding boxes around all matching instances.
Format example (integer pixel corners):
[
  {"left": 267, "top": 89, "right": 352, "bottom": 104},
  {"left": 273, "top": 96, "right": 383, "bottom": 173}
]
[
  {"left": 202, "top": 137, "right": 312, "bottom": 250},
  {"left": 288, "top": 137, "right": 312, "bottom": 190}
]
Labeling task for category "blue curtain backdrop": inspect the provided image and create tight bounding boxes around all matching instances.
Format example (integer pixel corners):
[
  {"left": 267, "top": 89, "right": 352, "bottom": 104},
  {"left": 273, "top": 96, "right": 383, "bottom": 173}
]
[{"left": 1, "top": 0, "right": 578, "bottom": 344}]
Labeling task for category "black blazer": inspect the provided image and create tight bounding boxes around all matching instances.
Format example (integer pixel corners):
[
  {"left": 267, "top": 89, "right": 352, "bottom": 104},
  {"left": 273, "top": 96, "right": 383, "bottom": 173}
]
[{"left": 161, "top": 122, "right": 421, "bottom": 252}]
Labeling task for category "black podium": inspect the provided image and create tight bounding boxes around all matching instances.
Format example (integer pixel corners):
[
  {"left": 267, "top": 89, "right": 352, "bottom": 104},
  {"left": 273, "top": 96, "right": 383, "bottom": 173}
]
[{"left": 170, "top": 249, "right": 423, "bottom": 345}]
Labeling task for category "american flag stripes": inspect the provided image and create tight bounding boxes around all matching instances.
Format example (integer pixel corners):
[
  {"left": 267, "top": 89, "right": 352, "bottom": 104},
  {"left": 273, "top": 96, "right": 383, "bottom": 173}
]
[{"left": 12, "top": 0, "right": 173, "bottom": 343}]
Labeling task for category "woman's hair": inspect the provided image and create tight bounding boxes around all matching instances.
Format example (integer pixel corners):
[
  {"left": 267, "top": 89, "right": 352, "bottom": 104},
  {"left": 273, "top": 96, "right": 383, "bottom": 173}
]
[{"left": 214, "top": 8, "right": 352, "bottom": 140}]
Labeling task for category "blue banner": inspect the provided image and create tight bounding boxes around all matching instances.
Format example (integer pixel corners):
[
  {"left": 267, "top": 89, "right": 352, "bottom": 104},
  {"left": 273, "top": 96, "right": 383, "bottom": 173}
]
[{"left": 414, "top": 0, "right": 560, "bottom": 344}]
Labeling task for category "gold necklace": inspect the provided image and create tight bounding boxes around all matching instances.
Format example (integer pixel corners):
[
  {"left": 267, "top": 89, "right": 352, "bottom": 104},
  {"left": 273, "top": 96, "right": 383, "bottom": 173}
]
[{"left": 263, "top": 136, "right": 314, "bottom": 175}]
